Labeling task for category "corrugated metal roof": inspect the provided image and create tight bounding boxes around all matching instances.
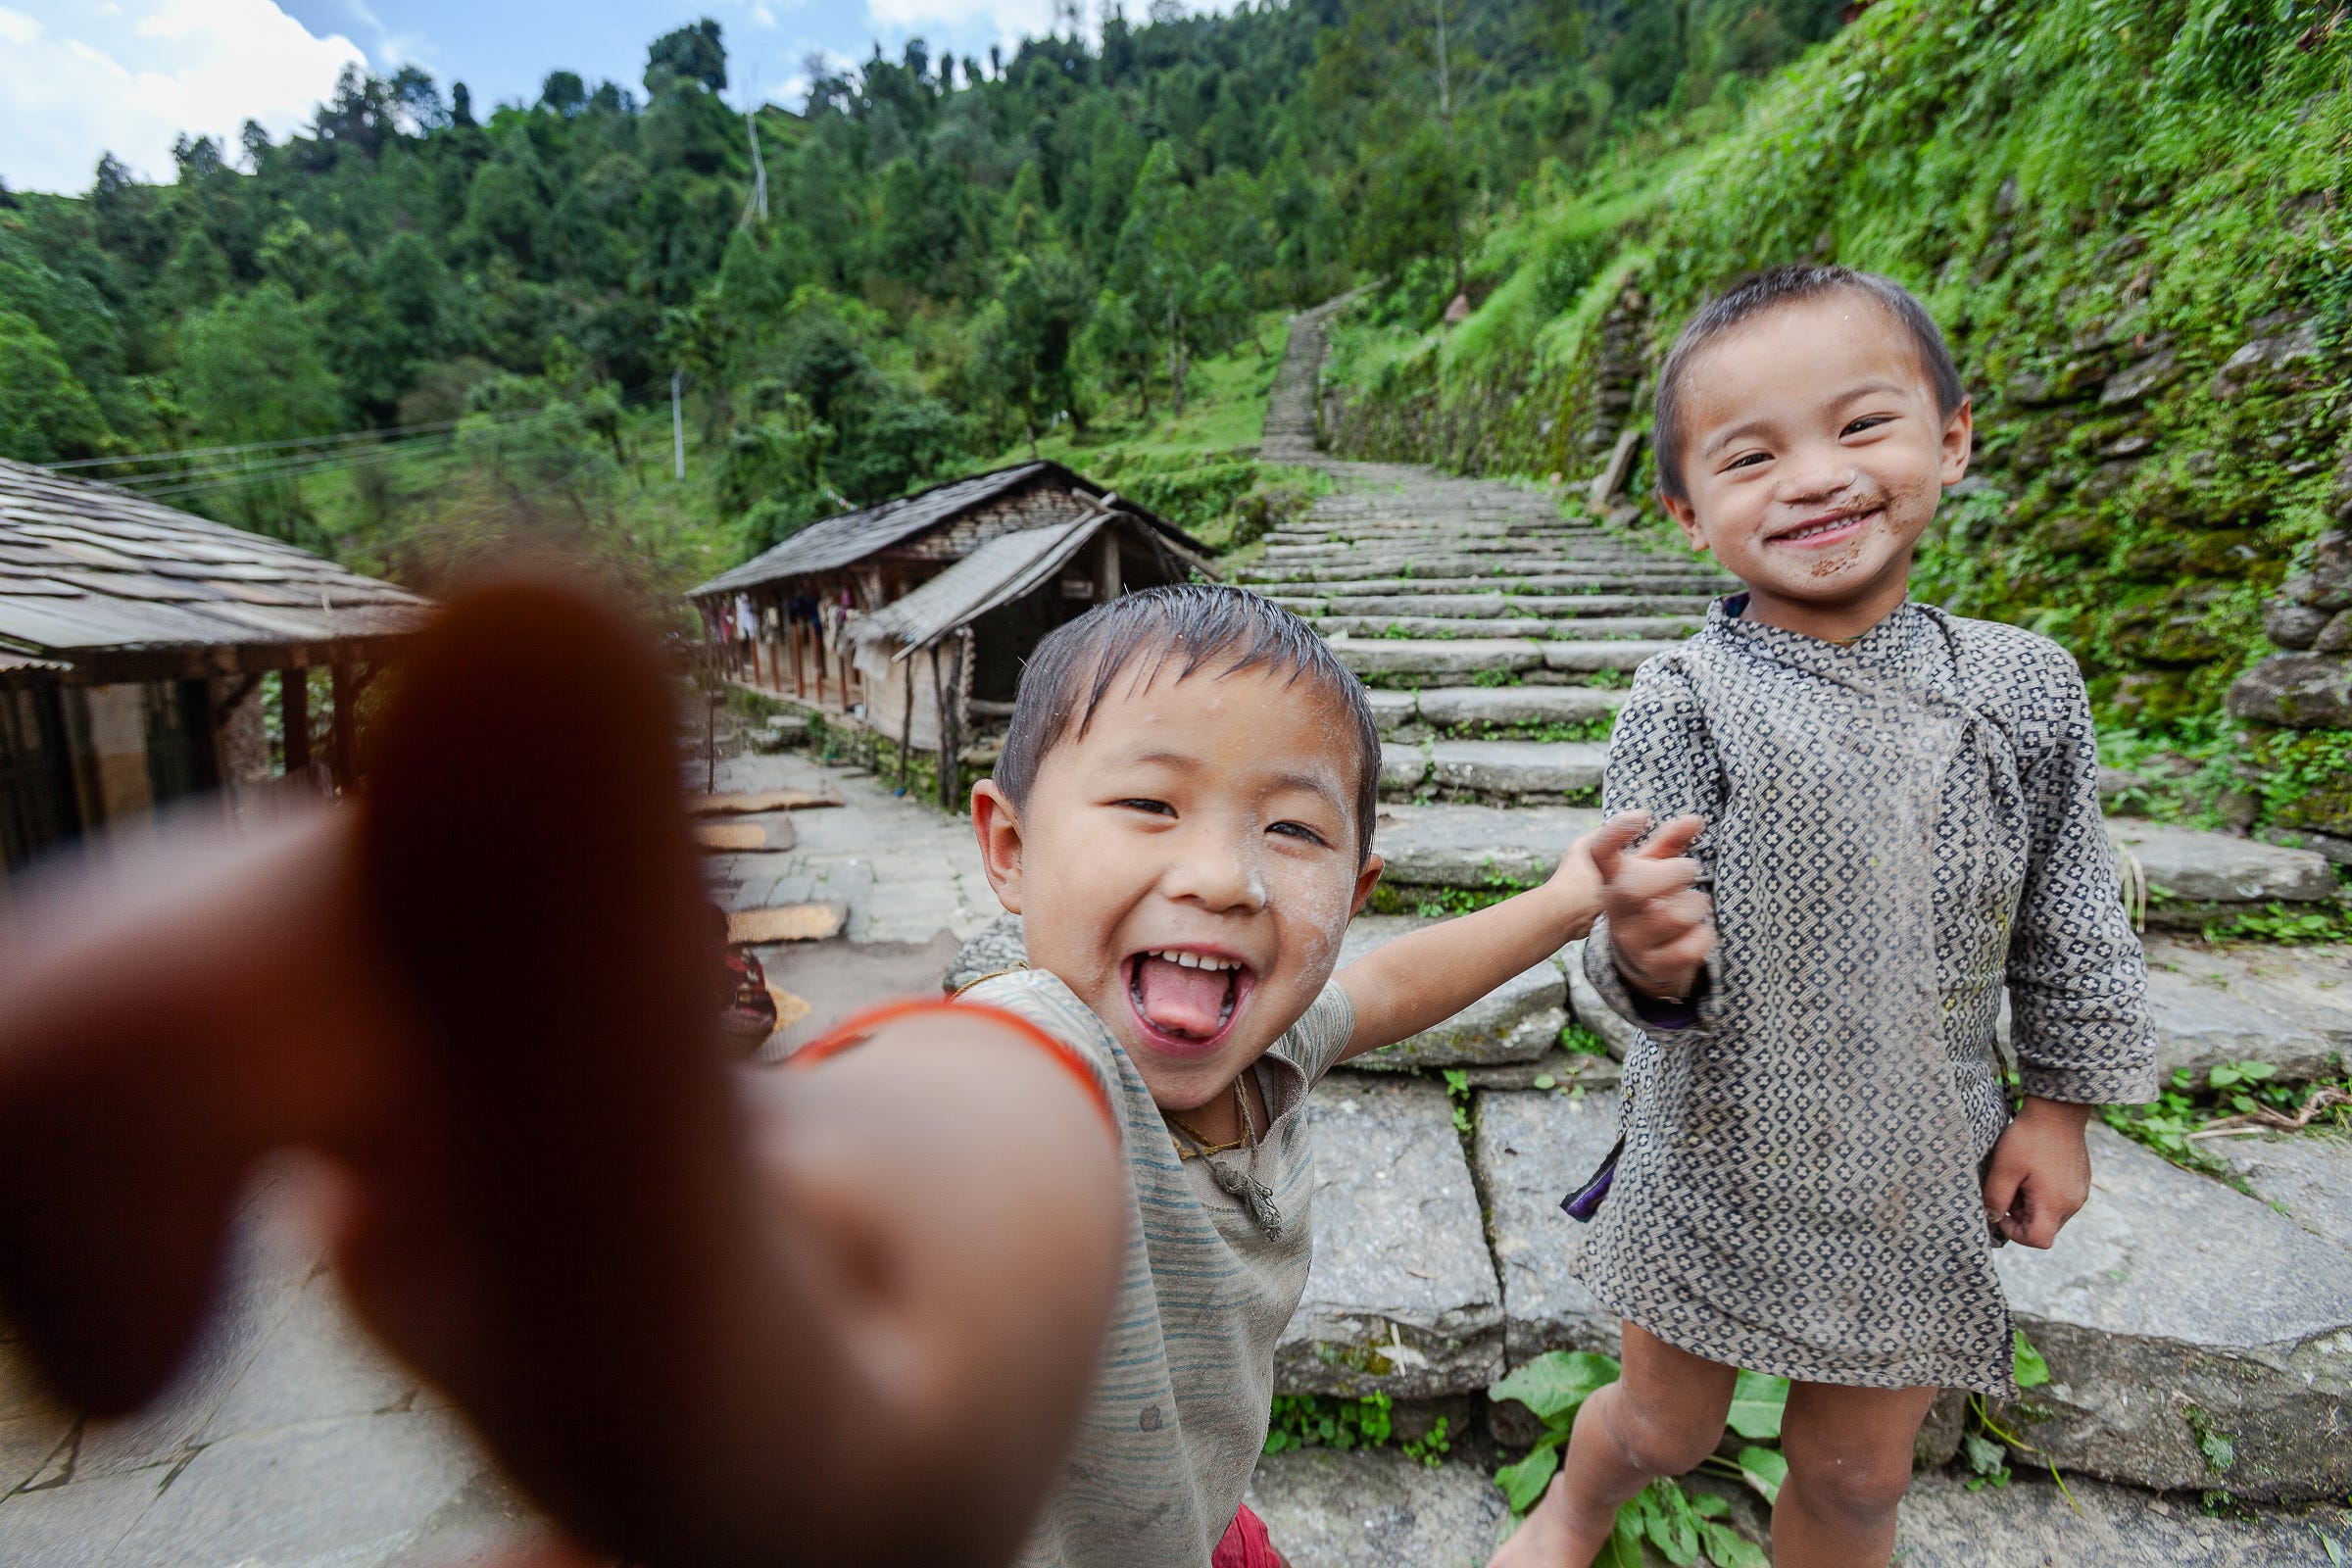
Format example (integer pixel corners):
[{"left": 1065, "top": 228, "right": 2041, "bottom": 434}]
[
  {"left": 854, "top": 515, "right": 1108, "bottom": 654},
  {"left": 0, "top": 459, "right": 430, "bottom": 667},
  {"left": 692, "top": 463, "right": 1067, "bottom": 599}
]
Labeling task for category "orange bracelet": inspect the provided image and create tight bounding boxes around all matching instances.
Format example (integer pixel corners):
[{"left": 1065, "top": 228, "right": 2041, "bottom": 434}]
[{"left": 787, "top": 997, "right": 1115, "bottom": 1130}]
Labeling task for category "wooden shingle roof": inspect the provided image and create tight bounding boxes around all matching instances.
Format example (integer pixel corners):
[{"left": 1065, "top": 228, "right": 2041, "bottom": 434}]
[
  {"left": 0, "top": 459, "right": 430, "bottom": 681},
  {"left": 690, "top": 461, "right": 1200, "bottom": 600}
]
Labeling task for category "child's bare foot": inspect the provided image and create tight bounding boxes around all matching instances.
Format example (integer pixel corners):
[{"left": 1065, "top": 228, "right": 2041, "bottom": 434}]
[{"left": 1488, "top": 1471, "right": 1615, "bottom": 1568}]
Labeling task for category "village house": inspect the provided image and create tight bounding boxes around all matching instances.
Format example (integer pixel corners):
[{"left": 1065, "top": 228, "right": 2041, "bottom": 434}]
[
  {"left": 0, "top": 459, "right": 430, "bottom": 877},
  {"left": 688, "top": 461, "right": 1212, "bottom": 800}
]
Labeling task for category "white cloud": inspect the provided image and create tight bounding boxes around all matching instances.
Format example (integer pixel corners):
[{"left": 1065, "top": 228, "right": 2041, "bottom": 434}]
[
  {"left": 862, "top": 0, "right": 1054, "bottom": 40},
  {"left": 0, "top": 0, "right": 364, "bottom": 192}
]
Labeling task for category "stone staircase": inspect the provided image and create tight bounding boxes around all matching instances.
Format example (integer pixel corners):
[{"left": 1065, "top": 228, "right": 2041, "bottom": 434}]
[
  {"left": 1235, "top": 301, "right": 2352, "bottom": 1562},
  {"left": 944, "top": 302, "right": 2352, "bottom": 1566}
]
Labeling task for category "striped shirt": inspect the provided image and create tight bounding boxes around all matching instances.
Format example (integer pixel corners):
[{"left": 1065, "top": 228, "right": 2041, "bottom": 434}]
[{"left": 960, "top": 967, "right": 1356, "bottom": 1568}]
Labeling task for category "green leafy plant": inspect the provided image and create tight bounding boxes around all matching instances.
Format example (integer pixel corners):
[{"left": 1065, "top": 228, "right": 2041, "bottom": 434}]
[
  {"left": 1263, "top": 1392, "right": 1394, "bottom": 1453},
  {"left": 1560, "top": 1022, "right": 1612, "bottom": 1056},
  {"left": 1489, "top": 1351, "right": 1776, "bottom": 1565},
  {"left": 1262, "top": 1393, "right": 1450, "bottom": 1468},
  {"left": 1443, "top": 1068, "right": 1474, "bottom": 1134}
]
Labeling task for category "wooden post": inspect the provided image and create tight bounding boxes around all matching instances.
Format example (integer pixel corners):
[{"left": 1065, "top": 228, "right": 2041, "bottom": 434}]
[
  {"left": 1098, "top": 526, "right": 1121, "bottom": 603},
  {"left": 327, "top": 662, "right": 357, "bottom": 792},
  {"left": 281, "top": 665, "right": 312, "bottom": 785},
  {"left": 898, "top": 652, "right": 915, "bottom": 791},
  {"left": 791, "top": 615, "right": 807, "bottom": 698}
]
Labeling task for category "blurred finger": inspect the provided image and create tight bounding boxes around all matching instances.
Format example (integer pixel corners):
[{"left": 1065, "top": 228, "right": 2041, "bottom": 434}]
[
  {"left": 1583, "top": 812, "right": 1651, "bottom": 883},
  {"left": 0, "top": 812, "right": 383, "bottom": 1413},
  {"left": 352, "top": 575, "right": 758, "bottom": 1477},
  {"left": 1633, "top": 814, "right": 1707, "bottom": 862}
]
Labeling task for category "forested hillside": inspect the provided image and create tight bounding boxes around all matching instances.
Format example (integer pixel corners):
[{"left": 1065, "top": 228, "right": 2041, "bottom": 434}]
[
  {"left": 0, "top": 0, "right": 1838, "bottom": 584},
  {"left": 1321, "top": 0, "right": 2349, "bottom": 827}
]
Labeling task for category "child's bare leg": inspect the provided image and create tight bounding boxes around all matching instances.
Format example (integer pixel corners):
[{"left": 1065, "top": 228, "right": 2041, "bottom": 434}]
[
  {"left": 1490, "top": 1323, "right": 1734, "bottom": 1566},
  {"left": 1772, "top": 1381, "right": 1938, "bottom": 1567}
]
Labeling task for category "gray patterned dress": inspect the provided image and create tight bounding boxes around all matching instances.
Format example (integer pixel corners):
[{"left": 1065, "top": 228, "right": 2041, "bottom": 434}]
[{"left": 1579, "top": 599, "right": 2157, "bottom": 1395}]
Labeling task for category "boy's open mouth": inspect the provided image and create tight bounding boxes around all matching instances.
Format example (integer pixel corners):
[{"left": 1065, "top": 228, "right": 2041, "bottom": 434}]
[
  {"left": 1123, "top": 947, "right": 1256, "bottom": 1058},
  {"left": 1769, "top": 505, "right": 1880, "bottom": 549}
]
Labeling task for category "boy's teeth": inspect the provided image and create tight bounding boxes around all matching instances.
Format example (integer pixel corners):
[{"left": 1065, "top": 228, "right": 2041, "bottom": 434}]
[{"left": 1151, "top": 949, "right": 1232, "bottom": 971}]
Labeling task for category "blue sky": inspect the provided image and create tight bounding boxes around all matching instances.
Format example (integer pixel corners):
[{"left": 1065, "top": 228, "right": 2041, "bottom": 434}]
[{"left": 0, "top": 0, "right": 1063, "bottom": 194}]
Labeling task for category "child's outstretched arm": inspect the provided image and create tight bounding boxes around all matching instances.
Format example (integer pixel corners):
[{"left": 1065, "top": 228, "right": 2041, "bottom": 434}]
[
  {"left": 1333, "top": 813, "right": 1704, "bottom": 1062},
  {"left": 0, "top": 580, "right": 1124, "bottom": 1568}
]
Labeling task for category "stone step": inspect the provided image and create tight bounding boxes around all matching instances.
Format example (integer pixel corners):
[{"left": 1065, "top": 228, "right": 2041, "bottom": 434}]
[
  {"left": 2108, "top": 819, "right": 2344, "bottom": 928},
  {"left": 1373, "top": 803, "right": 1604, "bottom": 890},
  {"left": 1375, "top": 806, "right": 2347, "bottom": 1078},
  {"left": 1475, "top": 1086, "right": 1624, "bottom": 1366},
  {"left": 1275, "top": 1075, "right": 1504, "bottom": 1400},
  {"left": 1380, "top": 739, "right": 1608, "bottom": 802},
  {"left": 1263, "top": 572, "right": 1734, "bottom": 597},
  {"left": 2215, "top": 1128, "right": 2352, "bottom": 1250},
  {"left": 2070, "top": 936, "right": 2351, "bottom": 1083},
  {"left": 1319, "top": 613, "right": 1703, "bottom": 642},
  {"left": 1366, "top": 800, "right": 2339, "bottom": 917},
  {"left": 1375, "top": 685, "right": 1627, "bottom": 738},
  {"left": 1248, "top": 1448, "right": 1508, "bottom": 1568},
  {"left": 1991, "top": 1124, "right": 2352, "bottom": 1500},
  {"left": 1328, "top": 636, "right": 1680, "bottom": 685},
  {"left": 1338, "top": 917, "right": 1566, "bottom": 1071},
  {"left": 1280, "top": 593, "right": 1721, "bottom": 620},
  {"left": 1248, "top": 1447, "right": 2352, "bottom": 1568}
]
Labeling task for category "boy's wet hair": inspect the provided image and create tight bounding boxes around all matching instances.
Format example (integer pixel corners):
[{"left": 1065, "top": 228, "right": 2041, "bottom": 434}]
[
  {"left": 1653, "top": 264, "right": 1967, "bottom": 504},
  {"left": 996, "top": 583, "right": 1383, "bottom": 863}
]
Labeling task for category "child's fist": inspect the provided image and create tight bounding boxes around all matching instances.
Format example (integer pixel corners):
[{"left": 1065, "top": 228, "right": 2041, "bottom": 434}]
[
  {"left": 1982, "top": 1099, "right": 2094, "bottom": 1249},
  {"left": 1587, "top": 813, "right": 1713, "bottom": 1003}
]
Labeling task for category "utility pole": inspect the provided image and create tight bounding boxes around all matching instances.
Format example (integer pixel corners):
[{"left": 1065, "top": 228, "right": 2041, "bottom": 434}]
[
  {"left": 744, "top": 113, "right": 768, "bottom": 224},
  {"left": 671, "top": 369, "right": 685, "bottom": 480}
]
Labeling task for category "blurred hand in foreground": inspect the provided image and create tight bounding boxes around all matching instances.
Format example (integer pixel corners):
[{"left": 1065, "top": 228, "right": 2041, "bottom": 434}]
[{"left": 0, "top": 578, "right": 1124, "bottom": 1568}]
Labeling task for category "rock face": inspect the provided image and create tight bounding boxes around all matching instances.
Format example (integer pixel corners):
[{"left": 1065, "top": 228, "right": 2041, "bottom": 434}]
[
  {"left": 1991, "top": 1126, "right": 2352, "bottom": 1500},
  {"left": 1276, "top": 1076, "right": 1504, "bottom": 1399},
  {"left": 1248, "top": 1446, "right": 1507, "bottom": 1568},
  {"left": 2228, "top": 650, "right": 2352, "bottom": 729},
  {"left": 1340, "top": 918, "right": 1566, "bottom": 1070},
  {"left": 1472, "top": 1088, "right": 1624, "bottom": 1365}
]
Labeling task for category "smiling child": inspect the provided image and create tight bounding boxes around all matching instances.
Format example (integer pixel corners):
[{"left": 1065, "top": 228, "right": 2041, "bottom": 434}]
[
  {"left": 951, "top": 584, "right": 1704, "bottom": 1568},
  {"left": 1493, "top": 266, "right": 2157, "bottom": 1568}
]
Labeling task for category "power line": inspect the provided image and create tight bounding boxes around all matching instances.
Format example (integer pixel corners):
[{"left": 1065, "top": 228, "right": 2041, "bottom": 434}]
[
  {"left": 47, "top": 416, "right": 482, "bottom": 473},
  {"left": 115, "top": 406, "right": 560, "bottom": 495},
  {"left": 134, "top": 432, "right": 488, "bottom": 504}
]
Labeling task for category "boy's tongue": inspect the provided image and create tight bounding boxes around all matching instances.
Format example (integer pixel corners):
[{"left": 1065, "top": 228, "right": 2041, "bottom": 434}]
[{"left": 1135, "top": 954, "right": 1231, "bottom": 1038}]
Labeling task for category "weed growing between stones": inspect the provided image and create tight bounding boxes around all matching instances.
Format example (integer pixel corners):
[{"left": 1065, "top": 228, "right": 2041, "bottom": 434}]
[
  {"left": 1488, "top": 1350, "right": 1781, "bottom": 1566},
  {"left": 2102, "top": 1061, "right": 2352, "bottom": 1178},
  {"left": 1443, "top": 1069, "right": 1474, "bottom": 1135},
  {"left": 2203, "top": 899, "right": 2352, "bottom": 945},
  {"left": 1560, "top": 1022, "right": 1612, "bottom": 1056},
  {"left": 1960, "top": 1333, "right": 2080, "bottom": 1508},
  {"left": 1262, "top": 1393, "right": 1451, "bottom": 1467},
  {"left": 1471, "top": 667, "right": 1523, "bottom": 687}
]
